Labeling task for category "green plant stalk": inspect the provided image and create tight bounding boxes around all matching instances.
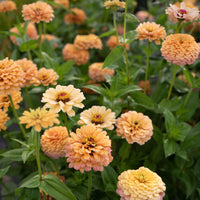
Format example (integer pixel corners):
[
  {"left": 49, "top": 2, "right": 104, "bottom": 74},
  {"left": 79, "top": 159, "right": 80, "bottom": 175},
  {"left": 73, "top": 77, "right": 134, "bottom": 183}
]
[
  {"left": 189, "top": 21, "right": 198, "bottom": 35},
  {"left": 87, "top": 170, "right": 93, "bottom": 200},
  {"left": 38, "top": 22, "right": 43, "bottom": 68},
  {"left": 8, "top": 95, "right": 27, "bottom": 140},
  {"left": 113, "top": 11, "right": 119, "bottom": 45},
  {"left": 167, "top": 65, "right": 178, "bottom": 100},
  {"left": 175, "top": 20, "right": 182, "bottom": 33},
  {"left": 62, "top": 111, "right": 69, "bottom": 134},
  {"left": 183, "top": 88, "right": 192, "bottom": 108},
  {"left": 35, "top": 132, "right": 42, "bottom": 180},
  {"left": 25, "top": 87, "right": 33, "bottom": 108},
  {"left": 27, "top": 50, "right": 32, "bottom": 60},
  {"left": 144, "top": 41, "right": 151, "bottom": 94}
]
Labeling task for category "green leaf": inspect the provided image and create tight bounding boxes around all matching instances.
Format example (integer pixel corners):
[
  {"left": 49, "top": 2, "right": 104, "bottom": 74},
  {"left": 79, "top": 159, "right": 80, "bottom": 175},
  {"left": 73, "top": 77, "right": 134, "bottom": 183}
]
[
  {"left": 158, "top": 97, "right": 182, "bottom": 112},
  {"left": 119, "top": 142, "right": 130, "bottom": 161},
  {"left": 164, "top": 110, "right": 176, "bottom": 134},
  {"left": 83, "top": 85, "right": 109, "bottom": 98},
  {"left": 20, "top": 175, "right": 40, "bottom": 189},
  {"left": 39, "top": 174, "right": 77, "bottom": 200},
  {"left": 57, "top": 60, "right": 74, "bottom": 80},
  {"left": 12, "top": 138, "right": 30, "bottom": 148},
  {"left": 126, "top": 13, "right": 140, "bottom": 22},
  {"left": 182, "top": 69, "right": 194, "bottom": 88},
  {"left": 1, "top": 148, "right": 27, "bottom": 161},
  {"left": 163, "top": 135, "right": 177, "bottom": 157},
  {"left": 174, "top": 78, "right": 189, "bottom": 93},
  {"left": 99, "top": 28, "right": 115, "bottom": 38},
  {"left": 19, "top": 40, "right": 37, "bottom": 52},
  {"left": 0, "top": 166, "right": 10, "bottom": 178},
  {"left": 21, "top": 150, "right": 35, "bottom": 164},
  {"left": 42, "top": 52, "right": 59, "bottom": 69},
  {"left": 119, "top": 30, "right": 138, "bottom": 44},
  {"left": 117, "top": 85, "right": 141, "bottom": 97}
]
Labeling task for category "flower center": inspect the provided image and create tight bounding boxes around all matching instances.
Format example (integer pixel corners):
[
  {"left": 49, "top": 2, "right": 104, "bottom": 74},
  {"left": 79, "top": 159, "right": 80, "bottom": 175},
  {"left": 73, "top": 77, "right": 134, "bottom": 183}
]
[
  {"left": 2, "top": 96, "right": 9, "bottom": 102},
  {"left": 82, "top": 136, "right": 96, "bottom": 155},
  {"left": 39, "top": 74, "right": 49, "bottom": 81},
  {"left": 138, "top": 174, "right": 145, "bottom": 183},
  {"left": 178, "top": 9, "right": 187, "bottom": 14},
  {"left": 55, "top": 92, "right": 70, "bottom": 103},
  {"left": 177, "top": 9, "right": 187, "bottom": 19},
  {"left": 91, "top": 113, "right": 104, "bottom": 125}
]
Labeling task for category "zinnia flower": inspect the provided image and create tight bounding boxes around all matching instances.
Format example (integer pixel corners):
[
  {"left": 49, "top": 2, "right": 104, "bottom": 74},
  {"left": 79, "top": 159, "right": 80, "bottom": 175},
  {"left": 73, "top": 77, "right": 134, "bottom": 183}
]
[
  {"left": 15, "top": 58, "right": 38, "bottom": 87},
  {"left": 104, "top": 0, "right": 126, "bottom": 10},
  {"left": 161, "top": 33, "right": 200, "bottom": 66},
  {"left": 65, "top": 124, "right": 113, "bottom": 173},
  {"left": 136, "top": 11, "right": 154, "bottom": 22},
  {"left": 62, "top": 43, "right": 90, "bottom": 65},
  {"left": 88, "top": 62, "right": 115, "bottom": 82},
  {"left": 22, "top": 1, "right": 54, "bottom": 23},
  {"left": 106, "top": 35, "right": 129, "bottom": 50},
  {"left": 0, "top": 91, "right": 22, "bottom": 111},
  {"left": 19, "top": 107, "right": 60, "bottom": 132},
  {"left": 137, "top": 80, "right": 151, "bottom": 95},
  {"left": 54, "top": 0, "right": 69, "bottom": 9},
  {"left": 0, "top": 58, "right": 25, "bottom": 95},
  {"left": 0, "top": 109, "right": 10, "bottom": 131},
  {"left": 74, "top": 34, "right": 103, "bottom": 50},
  {"left": 116, "top": 111, "right": 153, "bottom": 145},
  {"left": 136, "top": 22, "right": 166, "bottom": 45},
  {"left": 41, "top": 126, "right": 69, "bottom": 159},
  {"left": 9, "top": 23, "right": 38, "bottom": 45},
  {"left": 116, "top": 167, "right": 166, "bottom": 200},
  {"left": 0, "top": 0, "right": 16, "bottom": 12},
  {"left": 41, "top": 85, "right": 85, "bottom": 116},
  {"left": 64, "top": 8, "right": 86, "bottom": 25},
  {"left": 31, "top": 68, "right": 59, "bottom": 86},
  {"left": 78, "top": 106, "right": 116, "bottom": 130}
]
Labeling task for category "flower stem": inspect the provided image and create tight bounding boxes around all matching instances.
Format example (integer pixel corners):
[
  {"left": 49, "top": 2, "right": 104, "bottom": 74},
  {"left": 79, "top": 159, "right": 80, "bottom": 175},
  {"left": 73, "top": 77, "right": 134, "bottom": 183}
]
[
  {"left": 183, "top": 88, "right": 192, "bottom": 108},
  {"left": 8, "top": 95, "right": 27, "bottom": 140},
  {"left": 62, "top": 111, "right": 69, "bottom": 134},
  {"left": 167, "top": 65, "right": 178, "bottom": 100},
  {"left": 38, "top": 22, "right": 43, "bottom": 68},
  {"left": 144, "top": 41, "right": 151, "bottom": 94},
  {"left": 87, "top": 170, "right": 93, "bottom": 200},
  {"left": 27, "top": 50, "right": 32, "bottom": 60},
  {"left": 189, "top": 21, "right": 198, "bottom": 35},
  {"left": 35, "top": 132, "right": 42, "bottom": 180},
  {"left": 25, "top": 87, "right": 33, "bottom": 108},
  {"left": 175, "top": 20, "right": 182, "bottom": 33},
  {"left": 113, "top": 11, "right": 119, "bottom": 45}
]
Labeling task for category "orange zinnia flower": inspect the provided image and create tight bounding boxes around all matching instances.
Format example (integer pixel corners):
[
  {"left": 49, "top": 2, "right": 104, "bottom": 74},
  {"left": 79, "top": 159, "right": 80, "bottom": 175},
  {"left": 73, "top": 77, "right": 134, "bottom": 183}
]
[{"left": 0, "top": 109, "right": 10, "bottom": 131}]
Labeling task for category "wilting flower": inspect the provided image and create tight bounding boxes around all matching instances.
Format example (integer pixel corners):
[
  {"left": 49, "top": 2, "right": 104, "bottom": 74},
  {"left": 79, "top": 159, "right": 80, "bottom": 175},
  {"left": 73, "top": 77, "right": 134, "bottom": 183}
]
[
  {"left": 116, "top": 111, "right": 153, "bottom": 145},
  {"left": 15, "top": 58, "right": 38, "bottom": 87},
  {"left": 161, "top": 33, "right": 200, "bottom": 66},
  {"left": 41, "top": 126, "right": 69, "bottom": 159},
  {"left": 137, "top": 80, "right": 151, "bottom": 95},
  {"left": 62, "top": 43, "right": 90, "bottom": 65},
  {"left": 65, "top": 124, "right": 113, "bottom": 173},
  {"left": 104, "top": 0, "right": 126, "bottom": 10},
  {"left": 22, "top": 1, "right": 54, "bottom": 23},
  {"left": 88, "top": 62, "right": 115, "bottom": 82},
  {"left": 0, "top": 0, "right": 16, "bottom": 12},
  {"left": 106, "top": 35, "right": 129, "bottom": 50},
  {"left": 9, "top": 23, "right": 38, "bottom": 45},
  {"left": 41, "top": 85, "right": 85, "bottom": 116},
  {"left": 116, "top": 167, "right": 166, "bottom": 200},
  {"left": 0, "top": 58, "right": 24, "bottom": 95},
  {"left": 54, "top": 0, "right": 69, "bottom": 9},
  {"left": 64, "top": 8, "right": 86, "bottom": 25},
  {"left": 0, "top": 109, "right": 10, "bottom": 131},
  {"left": 31, "top": 68, "right": 59, "bottom": 86},
  {"left": 78, "top": 106, "right": 116, "bottom": 130},
  {"left": 166, "top": 2, "right": 199, "bottom": 23},
  {"left": 0, "top": 91, "right": 22, "bottom": 111},
  {"left": 74, "top": 34, "right": 103, "bottom": 50},
  {"left": 136, "top": 11, "right": 154, "bottom": 22},
  {"left": 136, "top": 22, "right": 166, "bottom": 45},
  {"left": 41, "top": 34, "right": 58, "bottom": 48},
  {"left": 19, "top": 107, "right": 59, "bottom": 132}
]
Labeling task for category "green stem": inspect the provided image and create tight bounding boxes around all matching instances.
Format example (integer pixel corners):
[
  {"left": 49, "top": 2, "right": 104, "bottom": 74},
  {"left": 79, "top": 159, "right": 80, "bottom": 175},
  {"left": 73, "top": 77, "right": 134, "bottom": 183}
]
[
  {"left": 144, "top": 41, "right": 151, "bottom": 94},
  {"left": 175, "top": 20, "right": 182, "bottom": 33},
  {"left": 62, "top": 112, "right": 69, "bottom": 133},
  {"left": 87, "top": 170, "right": 93, "bottom": 200},
  {"left": 35, "top": 132, "right": 42, "bottom": 180},
  {"left": 189, "top": 21, "right": 198, "bottom": 35},
  {"left": 167, "top": 65, "right": 178, "bottom": 100},
  {"left": 8, "top": 95, "right": 27, "bottom": 140},
  {"left": 25, "top": 87, "right": 33, "bottom": 108},
  {"left": 183, "top": 88, "right": 192, "bottom": 108},
  {"left": 38, "top": 22, "right": 43, "bottom": 68},
  {"left": 27, "top": 50, "right": 32, "bottom": 60},
  {"left": 113, "top": 11, "right": 119, "bottom": 45}
]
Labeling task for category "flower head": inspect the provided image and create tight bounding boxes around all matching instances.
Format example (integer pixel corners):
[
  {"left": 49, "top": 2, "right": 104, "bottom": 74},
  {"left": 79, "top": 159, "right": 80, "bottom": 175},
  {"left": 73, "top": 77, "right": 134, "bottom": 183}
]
[
  {"left": 166, "top": 2, "right": 199, "bottom": 23},
  {"left": 88, "top": 62, "right": 115, "bottom": 82},
  {"left": 104, "top": 0, "right": 126, "bottom": 10},
  {"left": 78, "top": 106, "right": 116, "bottom": 130},
  {"left": 116, "top": 111, "right": 153, "bottom": 145},
  {"left": 19, "top": 107, "right": 59, "bottom": 132},
  {"left": 161, "top": 33, "right": 200, "bottom": 66},
  {"left": 62, "top": 43, "right": 90, "bottom": 65},
  {"left": 106, "top": 35, "right": 129, "bottom": 50},
  {"left": 41, "top": 85, "right": 85, "bottom": 116},
  {"left": 41, "top": 126, "right": 69, "bottom": 159},
  {"left": 22, "top": 1, "right": 54, "bottom": 23},
  {"left": 0, "top": 1, "right": 16, "bottom": 12},
  {"left": 0, "top": 58, "right": 25, "bottom": 95},
  {"left": 64, "top": 8, "right": 86, "bottom": 25},
  {"left": 137, "top": 80, "right": 151, "bottom": 95},
  {"left": 0, "top": 109, "right": 10, "bottom": 131},
  {"left": 116, "top": 167, "right": 166, "bottom": 200},
  {"left": 136, "top": 22, "right": 166, "bottom": 45},
  {"left": 54, "top": 0, "right": 69, "bottom": 9},
  {"left": 65, "top": 124, "right": 113, "bottom": 173},
  {"left": 74, "top": 34, "right": 103, "bottom": 50},
  {"left": 136, "top": 11, "right": 154, "bottom": 22},
  {"left": 31, "top": 68, "right": 59, "bottom": 86}
]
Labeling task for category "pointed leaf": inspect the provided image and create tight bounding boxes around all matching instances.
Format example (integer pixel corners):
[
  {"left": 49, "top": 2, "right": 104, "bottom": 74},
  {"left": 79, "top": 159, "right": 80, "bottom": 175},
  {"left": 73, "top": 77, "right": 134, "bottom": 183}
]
[
  {"left": 163, "top": 135, "right": 177, "bottom": 157},
  {"left": 119, "top": 30, "right": 138, "bottom": 44},
  {"left": 19, "top": 40, "right": 38, "bottom": 52},
  {"left": 126, "top": 13, "right": 140, "bottom": 22},
  {"left": 1, "top": 148, "right": 27, "bottom": 161},
  {"left": 0, "top": 166, "right": 10, "bottom": 178},
  {"left": 42, "top": 52, "right": 59, "bottom": 69},
  {"left": 20, "top": 175, "right": 40, "bottom": 189},
  {"left": 99, "top": 28, "right": 115, "bottom": 38}
]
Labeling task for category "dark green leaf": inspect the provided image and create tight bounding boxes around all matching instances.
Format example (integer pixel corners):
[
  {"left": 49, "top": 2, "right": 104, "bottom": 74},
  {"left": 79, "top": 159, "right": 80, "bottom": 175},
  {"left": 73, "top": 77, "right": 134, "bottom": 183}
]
[
  {"left": 1, "top": 148, "right": 27, "bottom": 161},
  {"left": 163, "top": 135, "right": 177, "bottom": 157},
  {"left": 0, "top": 166, "right": 10, "bottom": 178},
  {"left": 21, "top": 150, "right": 35, "bottom": 164},
  {"left": 12, "top": 138, "right": 29, "bottom": 148},
  {"left": 42, "top": 52, "right": 59, "bottom": 69},
  {"left": 158, "top": 97, "right": 182, "bottom": 112},
  {"left": 164, "top": 110, "right": 176, "bottom": 134},
  {"left": 19, "top": 175, "right": 40, "bottom": 189},
  {"left": 83, "top": 85, "right": 109, "bottom": 98},
  {"left": 117, "top": 85, "right": 141, "bottom": 97},
  {"left": 19, "top": 40, "right": 37, "bottom": 52},
  {"left": 174, "top": 78, "right": 189, "bottom": 93},
  {"left": 119, "top": 30, "right": 138, "bottom": 44},
  {"left": 57, "top": 60, "right": 74, "bottom": 80},
  {"left": 126, "top": 13, "right": 140, "bottom": 22},
  {"left": 182, "top": 69, "right": 194, "bottom": 88}
]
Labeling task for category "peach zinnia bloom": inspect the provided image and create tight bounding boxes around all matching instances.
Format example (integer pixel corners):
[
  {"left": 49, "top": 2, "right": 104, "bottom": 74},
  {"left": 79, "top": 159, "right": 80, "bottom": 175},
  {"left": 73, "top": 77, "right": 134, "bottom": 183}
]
[
  {"left": 78, "top": 106, "right": 116, "bottom": 130},
  {"left": 106, "top": 35, "right": 129, "bottom": 50},
  {"left": 137, "top": 80, "right": 151, "bottom": 95},
  {"left": 89, "top": 62, "right": 115, "bottom": 82},
  {"left": 22, "top": 1, "right": 54, "bottom": 24},
  {"left": 104, "top": 0, "right": 126, "bottom": 9},
  {"left": 166, "top": 2, "right": 199, "bottom": 23},
  {"left": 54, "top": 0, "right": 69, "bottom": 9},
  {"left": 161, "top": 34, "right": 200, "bottom": 66},
  {"left": 31, "top": 68, "right": 59, "bottom": 86},
  {"left": 0, "top": 109, "right": 10, "bottom": 131},
  {"left": 116, "top": 167, "right": 166, "bottom": 200},
  {"left": 0, "top": 58, "right": 24, "bottom": 95},
  {"left": 10, "top": 23, "right": 38, "bottom": 45},
  {"left": 136, "top": 11, "right": 154, "bottom": 22},
  {"left": 0, "top": 1, "right": 16, "bottom": 12},
  {"left": 19, "top": 107, "right": 59, "bottom": 132},
  {"left": 41, "top": 85, "right": 85, "bottom": 116},
  {"left": 74, "top": 34, "right": 103, "bottom": 50},
  {"left": 0, "top": 91, "right": 22, "bottom": 112},
  {"left": 136, "top": 22, "right": 166, "bottom": 45},
  {"left": 15, "top": 58, "right": 38, "bottom": 87},
  {"left": 62, "top": 43, "right": 90, "bottom": 65},
  {"left": 41, "top": 126, "right": 69, "bottom": 159},
  {"left": 64, "top": 8, "right": 86, "bottom": 25},
  {"left": 116, "top": 111, "right": 153, "bottom": 145},
  {"left": 65, "top": 124, "right": 113, "bottom": 173}
]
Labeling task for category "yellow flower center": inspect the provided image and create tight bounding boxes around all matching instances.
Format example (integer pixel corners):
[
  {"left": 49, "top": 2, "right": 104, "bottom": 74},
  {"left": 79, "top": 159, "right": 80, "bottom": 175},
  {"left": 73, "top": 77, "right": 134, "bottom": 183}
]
[
  {"left": 39, "top": 74, "right": 49, "bottom": 81},
  {"left": 55, "top": 91, "right": 70, "bottom": 103},
  {"left": 138, "top": 174, "right": 146, "bottom": 183},
  {"left": 91, "top": 113, "right": 104, "bottom": 125},
  {"left": 146, "top": 27, "right": 154, "bottom": 32},
  {"left": 82, "top": 136, "right": 96, "bottom": 155},
  {"left": 0, "top": 65, "right": 5, "bottom": 69}
]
